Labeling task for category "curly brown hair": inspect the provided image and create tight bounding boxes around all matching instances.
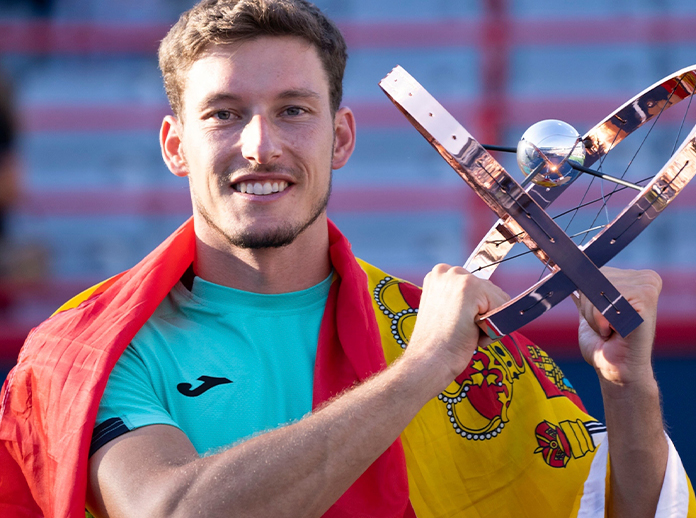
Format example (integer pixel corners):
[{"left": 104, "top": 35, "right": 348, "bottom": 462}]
[{"left": 158, "top": 0, "right": 348, "bottom": 118}]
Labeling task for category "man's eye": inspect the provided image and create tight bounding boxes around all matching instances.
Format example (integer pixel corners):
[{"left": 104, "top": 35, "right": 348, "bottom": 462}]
[
  {"left": 214, "top": 111, "right": 232, "bottom": 120},
  {"left": 284, "top": 106, "right": 305, "bottom": 116}
]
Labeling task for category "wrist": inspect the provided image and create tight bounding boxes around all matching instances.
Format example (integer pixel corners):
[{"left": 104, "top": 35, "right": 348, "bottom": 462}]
[
  {"left": 599, "top": 368, "right": 666, "bottom": 461},
  {"left": 592, "top": 352, "right": 656, "bottom": 386},
  {"left": 598, "top": 368, "right": 659, "bottom": 402},
  {"left": 399, "top": 341, "right": 465, "bottom": 401}
]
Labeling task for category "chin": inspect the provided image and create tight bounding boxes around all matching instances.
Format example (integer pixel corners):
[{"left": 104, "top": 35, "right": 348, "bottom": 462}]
[
  {"left": 228, "top": 225, "right": 301, "bottom": 249},
  {"left": 197, "top": 188, "right": 329, "bottom": 251},
  {"left": 221, "top": 214, "right": 321, "bottom": 250}
]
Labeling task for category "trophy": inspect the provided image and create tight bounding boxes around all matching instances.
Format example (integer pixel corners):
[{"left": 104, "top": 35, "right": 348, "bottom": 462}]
[{"left": 380, "top": 65, "right": 696, "bottom": 339}]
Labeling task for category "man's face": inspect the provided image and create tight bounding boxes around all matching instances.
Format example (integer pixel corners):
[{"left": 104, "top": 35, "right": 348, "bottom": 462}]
[{"left": 169, "top": 36, "right": 346, "bottom": 249}]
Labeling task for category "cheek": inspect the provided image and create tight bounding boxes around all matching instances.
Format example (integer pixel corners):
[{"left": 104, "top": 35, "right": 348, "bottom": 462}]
[
  {"left": 183, "top": 138, "right": 226, "bottom": 178},
  {"left": 308, "top": 126, "right": 337, "bottom": 166}
]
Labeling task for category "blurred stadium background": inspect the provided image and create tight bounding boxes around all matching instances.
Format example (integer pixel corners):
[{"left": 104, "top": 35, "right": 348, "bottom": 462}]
[{"left": 1, "top": 0, "right": 695, "bottom": 474}]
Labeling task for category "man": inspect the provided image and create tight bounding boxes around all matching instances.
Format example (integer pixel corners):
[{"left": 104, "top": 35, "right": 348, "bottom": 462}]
[{"left": 0, "top": 1, "right": 692, "bottom": 517}]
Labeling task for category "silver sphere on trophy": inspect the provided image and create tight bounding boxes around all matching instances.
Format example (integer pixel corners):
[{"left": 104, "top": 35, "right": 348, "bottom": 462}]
[{"left": 516, "top": 119, "right": 586, "bottom": 188}]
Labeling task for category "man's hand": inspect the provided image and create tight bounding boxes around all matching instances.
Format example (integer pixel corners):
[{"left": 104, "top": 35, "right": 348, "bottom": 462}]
[
  {"left": 574, "top": 266, "right": 667, "bottom": 518},
  {"left": 405, "top": 264, "right": 510, "bottom": 387},
  {"left": 574, "top": 267, "right": 662, "bottom": 385}
]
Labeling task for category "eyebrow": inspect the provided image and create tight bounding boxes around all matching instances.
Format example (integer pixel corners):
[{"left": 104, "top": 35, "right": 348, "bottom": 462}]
[
  {"left": 198, "top": 93, "right": 242, "bottom": 111},
  {"left": 277, "top": 88, "right": 322, "bottom": 101},
  {"left": 198, "top": 88, "right": 322, "bottom": 111}
]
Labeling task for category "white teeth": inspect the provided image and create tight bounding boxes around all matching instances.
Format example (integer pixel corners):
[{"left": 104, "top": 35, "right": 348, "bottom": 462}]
[{"left": 235, "top": 180, "right": 289, "bottom": 195}]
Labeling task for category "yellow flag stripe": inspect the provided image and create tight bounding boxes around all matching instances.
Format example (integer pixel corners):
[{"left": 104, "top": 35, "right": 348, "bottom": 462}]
[{"left": 51, "top": 273, "right": 123, "bottom": 317}]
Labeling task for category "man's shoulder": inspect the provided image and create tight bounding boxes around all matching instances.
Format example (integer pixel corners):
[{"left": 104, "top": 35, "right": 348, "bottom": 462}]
[
  {"left": 18, "top": 271, "right": 129, "bottom": 357},
  {"left": 52, "top": 273, "right": 125, "bottom": 317}
]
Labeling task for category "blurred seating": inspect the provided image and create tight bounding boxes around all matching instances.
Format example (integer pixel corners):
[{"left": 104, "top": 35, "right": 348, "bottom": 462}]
[{"left": 0, "top": 0, "right": 695, "bottom": 363}]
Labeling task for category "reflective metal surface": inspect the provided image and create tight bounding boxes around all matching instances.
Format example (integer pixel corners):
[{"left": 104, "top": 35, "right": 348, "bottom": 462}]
[
  {"left": 465, "top": 64, "right": 696, "bottom": 280},
  {"left": 480, "top": 125, "right": 696, "bottom": 337},
  {"left": 517, "top": 119, "right": 585, "bottom": 188},
  {"left": 380, "top": 66, "right": 645, "bottom": 338}
]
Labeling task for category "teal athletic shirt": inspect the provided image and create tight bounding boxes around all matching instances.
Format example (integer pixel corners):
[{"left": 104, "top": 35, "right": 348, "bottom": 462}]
[{"left": 90, "top": 271, "right": 333, "bottom": 457}]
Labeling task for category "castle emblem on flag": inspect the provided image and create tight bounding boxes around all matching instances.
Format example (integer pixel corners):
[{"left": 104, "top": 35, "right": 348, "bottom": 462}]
[{"left": 534, "top": 419, "right": 606, "bottom": 468}]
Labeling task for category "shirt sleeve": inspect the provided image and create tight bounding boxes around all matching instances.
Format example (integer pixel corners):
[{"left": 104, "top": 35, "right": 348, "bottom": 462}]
[
  {"left": 90, "top": 343, "right": 181, "bottom": 456},
  {"left": 572, "top": 432, "right": 696, "bottom": 517}
]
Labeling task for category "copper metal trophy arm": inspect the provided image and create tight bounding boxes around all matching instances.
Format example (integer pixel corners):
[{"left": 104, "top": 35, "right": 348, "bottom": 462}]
[
  {"left": 379, "top": 66, "right": 643, "bottom": 337},
  {"left": 479, "top": 125, "right": 696, "bottom": 337},
  {"left": 465, "top": 64, "right": 696, "bottom": 280}
]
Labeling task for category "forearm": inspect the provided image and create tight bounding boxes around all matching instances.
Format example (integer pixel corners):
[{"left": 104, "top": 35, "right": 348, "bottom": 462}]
[
  {"left": 166, "top": 349, "right": 448, "bottom": 518},
  {"left": 574, "top": 268, "right": 668, "bottom": 516},
  {"left": 600, "top": 371, "right": 668, "bottom": 518},
  {"left": 90, "top": 265, "right": 503, "bottom": 518}
]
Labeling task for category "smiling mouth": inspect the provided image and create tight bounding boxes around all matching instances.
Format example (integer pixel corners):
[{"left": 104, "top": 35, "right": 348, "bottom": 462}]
[{"left": 233, "top": 181, "right": 290, "bottom": 195}]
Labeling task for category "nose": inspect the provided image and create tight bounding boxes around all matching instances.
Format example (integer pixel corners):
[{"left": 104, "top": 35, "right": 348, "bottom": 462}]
[{"left": 240, "top": 114, "right": 282, "bottom": 164}]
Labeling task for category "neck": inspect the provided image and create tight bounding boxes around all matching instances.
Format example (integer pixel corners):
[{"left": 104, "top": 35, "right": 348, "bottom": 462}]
[{"left": 192, "top": 216, "right": 331, "bottom": 294}]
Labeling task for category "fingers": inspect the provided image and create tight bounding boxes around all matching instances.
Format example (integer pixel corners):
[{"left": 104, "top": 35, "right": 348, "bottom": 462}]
[
  {"left": 576, "top": 267, "right": 662, "bottom": 385},
  {"left": 411, "top": 263, "right": 510, "bottom": 379},
  {"left": 576, "top": 267, "right": 662, "bottom": 338},
  {"left": 421, "top": 264, "right": 509, "bottom": 320}
]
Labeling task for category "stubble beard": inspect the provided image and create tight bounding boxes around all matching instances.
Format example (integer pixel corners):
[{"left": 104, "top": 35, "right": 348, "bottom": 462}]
[{"left": 194, "top": 165, "right": 333, "bottom": 250}]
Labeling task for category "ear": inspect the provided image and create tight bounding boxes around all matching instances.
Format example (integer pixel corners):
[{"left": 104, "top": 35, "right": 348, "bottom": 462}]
[
  {"left": 160, "top": 115, "right": 189, "bottom": 177},
  {"left": 331, "top": 106, "right": 356, "bottom": 170}
]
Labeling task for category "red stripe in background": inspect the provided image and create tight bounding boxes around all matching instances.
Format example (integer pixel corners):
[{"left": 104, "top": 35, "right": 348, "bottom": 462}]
[
  {"left": 1, "top": 17, "right": 695, "bottom": 55},
  {"left": 519, "top": 318, "right": 696, "bottom": 359},
  {"left": 15, "top": 182, "right": 696, "bottom": 217},
  {"left": 21, "top": 96, "right": 696, "bottom": 133},
  {"left": 0, "top": 21, "right": 168, "bottom": 54},
  {"left": 19, "top": 188, "right": 193, "bottom": 216},
  {"left": 17, "top": 187, "right": 474, "bottom": 216},
  {"left": 1, "top": 270, "right": 694, "bottom": 362},
  {"left": 1, "top": 310, "right": 693, "bottom": 362},
  {"left": 22, "top": 105, "right": 174, "bottom": 133}
]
